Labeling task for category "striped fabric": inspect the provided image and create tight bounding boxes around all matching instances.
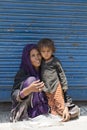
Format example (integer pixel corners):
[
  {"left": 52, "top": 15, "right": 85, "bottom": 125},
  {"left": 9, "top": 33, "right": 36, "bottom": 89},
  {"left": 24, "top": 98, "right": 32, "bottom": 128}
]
[{"left": 46, "top": 82, "right": 65, "bottom": 116}]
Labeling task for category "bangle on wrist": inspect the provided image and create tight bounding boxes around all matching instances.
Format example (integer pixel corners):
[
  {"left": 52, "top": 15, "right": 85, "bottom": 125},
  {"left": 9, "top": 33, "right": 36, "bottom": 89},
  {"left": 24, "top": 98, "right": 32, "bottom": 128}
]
[{"left": 19, "top": 91, "right": 25, "bottom": 99}]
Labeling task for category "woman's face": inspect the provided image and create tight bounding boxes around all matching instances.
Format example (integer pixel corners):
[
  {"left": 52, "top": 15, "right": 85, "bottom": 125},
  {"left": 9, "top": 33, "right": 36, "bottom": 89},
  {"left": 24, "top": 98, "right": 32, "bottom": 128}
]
[{"left": 30, "top": 48, "right": 41, "bottom": 69}]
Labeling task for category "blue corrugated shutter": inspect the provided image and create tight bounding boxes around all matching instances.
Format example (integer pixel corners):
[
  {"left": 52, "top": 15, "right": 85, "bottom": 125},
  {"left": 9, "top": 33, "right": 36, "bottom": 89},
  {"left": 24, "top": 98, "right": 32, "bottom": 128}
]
[{"left": 0, "top": 0, "right": 87, "bottom": 101}]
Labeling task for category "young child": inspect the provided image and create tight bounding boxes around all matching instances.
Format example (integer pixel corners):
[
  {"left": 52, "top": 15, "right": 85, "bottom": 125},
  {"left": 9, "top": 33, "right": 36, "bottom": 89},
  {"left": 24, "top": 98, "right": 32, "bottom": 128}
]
[{"left": 38, "top": 38, "right": 80, "bottom": 121}]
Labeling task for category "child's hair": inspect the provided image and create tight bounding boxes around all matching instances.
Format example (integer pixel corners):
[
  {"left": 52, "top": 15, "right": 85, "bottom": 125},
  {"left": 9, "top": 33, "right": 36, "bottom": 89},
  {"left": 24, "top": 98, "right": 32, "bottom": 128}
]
[{"left": 38, "top": 38, "right": 55, "bottom": 53}]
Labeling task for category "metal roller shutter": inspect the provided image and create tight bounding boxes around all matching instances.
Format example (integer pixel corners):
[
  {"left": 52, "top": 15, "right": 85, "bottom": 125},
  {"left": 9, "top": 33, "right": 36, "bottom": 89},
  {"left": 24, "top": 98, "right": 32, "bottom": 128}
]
[{"left": 0, "top": 0, "right": 87, "bottom": 101}]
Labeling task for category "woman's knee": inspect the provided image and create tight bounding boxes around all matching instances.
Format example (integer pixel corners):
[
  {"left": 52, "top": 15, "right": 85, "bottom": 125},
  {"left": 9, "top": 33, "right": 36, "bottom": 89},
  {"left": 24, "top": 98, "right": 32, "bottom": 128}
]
[
  {"left": 23, "top": 76, "right": 37, "bottom": 88},
  {"left": 69, "top": 105, "right": 80, "bottom": 119}
]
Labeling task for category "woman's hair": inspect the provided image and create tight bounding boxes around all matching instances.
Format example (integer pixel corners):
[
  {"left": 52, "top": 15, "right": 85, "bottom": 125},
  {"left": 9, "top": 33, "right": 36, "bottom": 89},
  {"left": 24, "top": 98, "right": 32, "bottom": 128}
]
[
  {"left": 20, "top": 44, "right": 40, "bottom": 77},
  {"left": 38, "top": 38, "right": 55, "bottom": 53}
]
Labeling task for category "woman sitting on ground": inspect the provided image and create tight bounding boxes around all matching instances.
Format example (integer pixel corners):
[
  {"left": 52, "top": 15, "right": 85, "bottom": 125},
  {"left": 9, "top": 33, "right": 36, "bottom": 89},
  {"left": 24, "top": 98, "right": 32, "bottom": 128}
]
[{"left": 10, "top": 44, "right": 49, "bottom": 122}]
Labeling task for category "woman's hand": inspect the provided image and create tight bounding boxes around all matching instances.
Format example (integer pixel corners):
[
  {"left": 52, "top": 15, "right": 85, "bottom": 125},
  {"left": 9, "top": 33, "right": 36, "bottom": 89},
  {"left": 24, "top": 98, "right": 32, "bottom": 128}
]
[
  {"left": 61, "top": 106, "right": 70, "bottom": 122},
  {"left": 21, "top": 80, "right": 44, "bottom": 97},
  {"left": 29, "top": 80, "right": 44, "bottom": 92}
]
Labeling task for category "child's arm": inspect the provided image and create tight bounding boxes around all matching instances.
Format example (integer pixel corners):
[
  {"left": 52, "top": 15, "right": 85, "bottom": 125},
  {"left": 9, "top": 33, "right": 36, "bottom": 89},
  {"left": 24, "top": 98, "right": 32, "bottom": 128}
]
[
  {"left": 56, "top": 60, "right": 68, "bottom": 90},
  {"left": 64, "top": 91, "right": 72, "bottom": 104}
]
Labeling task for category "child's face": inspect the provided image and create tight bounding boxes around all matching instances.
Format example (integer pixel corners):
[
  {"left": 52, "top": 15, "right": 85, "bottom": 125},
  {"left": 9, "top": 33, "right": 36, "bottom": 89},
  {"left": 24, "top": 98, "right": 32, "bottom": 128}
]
[{"left": 40, "top": 47, "right": 53, "bottom": 61}]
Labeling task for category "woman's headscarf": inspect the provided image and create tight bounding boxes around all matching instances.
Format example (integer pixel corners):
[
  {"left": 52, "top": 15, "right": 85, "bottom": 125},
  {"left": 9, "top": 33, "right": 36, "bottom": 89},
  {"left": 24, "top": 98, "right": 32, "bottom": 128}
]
[{"left": 20, "top": 44, "right": 40, "bottom": 78}]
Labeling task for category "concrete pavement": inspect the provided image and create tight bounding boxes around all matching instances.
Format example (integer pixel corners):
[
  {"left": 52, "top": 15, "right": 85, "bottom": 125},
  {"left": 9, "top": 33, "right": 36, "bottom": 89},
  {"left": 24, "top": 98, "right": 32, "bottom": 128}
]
[
  {"left": 0, "top": 102, "right": 87, "bottom": 130},
  {"left": 0, "top": 115, "right": 87, "bottom": 130}
]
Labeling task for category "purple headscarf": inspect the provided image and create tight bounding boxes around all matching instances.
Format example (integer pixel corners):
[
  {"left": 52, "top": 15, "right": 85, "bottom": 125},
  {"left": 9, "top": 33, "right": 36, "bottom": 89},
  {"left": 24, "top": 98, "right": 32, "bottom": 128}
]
[{"left": 20, "top": 44, "right": 40, "bottom": 78}]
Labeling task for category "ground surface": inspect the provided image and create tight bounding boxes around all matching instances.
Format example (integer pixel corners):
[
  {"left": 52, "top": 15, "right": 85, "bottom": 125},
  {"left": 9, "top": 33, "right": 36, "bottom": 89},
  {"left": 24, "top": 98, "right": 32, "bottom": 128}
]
[{"left": 0, "top": 102, "right": 87, "bottom": 130}]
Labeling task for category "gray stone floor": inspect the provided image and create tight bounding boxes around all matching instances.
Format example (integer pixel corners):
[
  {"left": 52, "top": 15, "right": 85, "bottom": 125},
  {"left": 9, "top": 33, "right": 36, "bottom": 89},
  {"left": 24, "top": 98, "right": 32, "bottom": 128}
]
[
  {"left": 0, "top": 101, "right": 87, "bottom": 123},
  {"left": 0, "top": 102, "right": 11, "bottom": 123},
  {"left": 76, "top": 101, "right": 87, "bottom": 116}
]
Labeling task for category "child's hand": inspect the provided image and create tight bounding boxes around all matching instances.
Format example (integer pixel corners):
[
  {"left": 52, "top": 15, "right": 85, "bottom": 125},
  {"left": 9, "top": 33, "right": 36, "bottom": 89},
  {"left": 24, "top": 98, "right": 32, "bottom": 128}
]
[{"left": 61, "top": 106, "right": 70, "bottom": 122}]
